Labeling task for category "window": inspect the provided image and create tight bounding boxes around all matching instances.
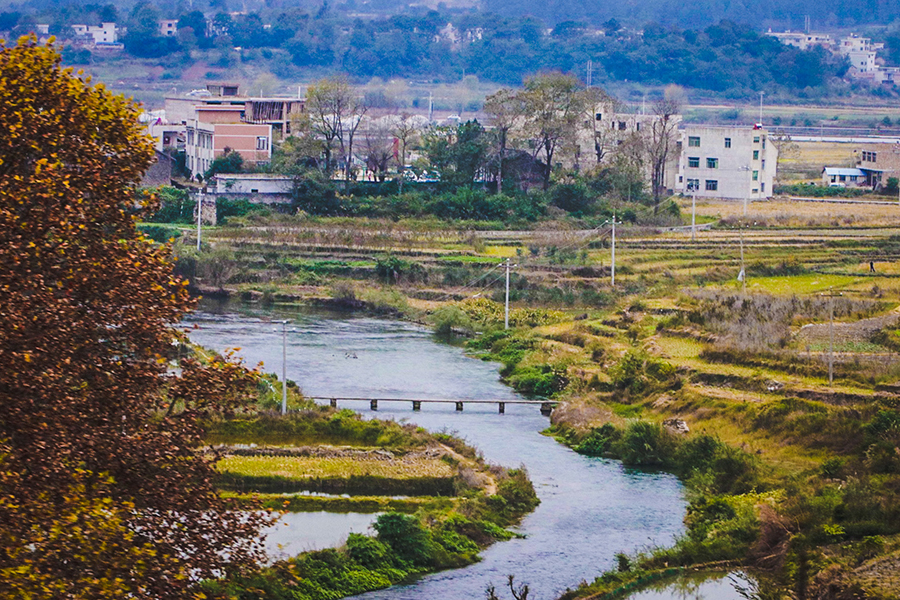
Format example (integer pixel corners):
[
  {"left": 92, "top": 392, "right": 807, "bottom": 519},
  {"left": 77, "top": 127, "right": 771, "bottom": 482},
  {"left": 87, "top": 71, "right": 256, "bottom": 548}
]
[
  {"left": 753, "top": 136, "right": 760, "bottom": 143},
  {"left": 686, "top": 178, "right": 700, "bottom": 191},
  {"left": 761, "top": 182, "right": 765, "bottom": 192},
  {"left": 862, "top": 151, "right": 878, "bottom": 163},
  {"left": 753, "top": 150, "right": 759, "bottom": 160},
  {"left": 595, "top": 113, "right": 602, "bottom": 121},
  {"left": 256, "top": 136, "right": 269, "bottom": 150},
  {"left": 688, "top": 136, "right": 700, "bottom": 147},
  {"left": 761, "top": 159, "right": 766, "bottom": 170},
  {"left": 618, "top": 121, "right": 627, "bottom": 131},
  {"left": 706, "top": 157, "right": 718, "bottom": 169},
  {"left": 752, "top": 189, "right": 758, "bottom": 194},
  {"left": 762, "top": 138, "right": 766, "bottom": 149},
  {"left": 635, "top": 122, "right": 641, "bottom": 131},
  {"left": 688, "top": 156, "right": 700, "bottom": 168},
  {"left": 839, "top": 175, "right": 846, "bottom": 182},
  {"left": 250, "top": 188, "right": 259, "bottom": 193},
  {"left": 752, "top": 170, "right": 759, "bottom": 181},
  {"left": 705, "top": 179, "right": 718, "bottom": 191},
  {"left": 678, "top": 175, "right": 683, "bottom": 183},
  {"left": 724, "top": 137, "right": 732, "bottom": 148}
]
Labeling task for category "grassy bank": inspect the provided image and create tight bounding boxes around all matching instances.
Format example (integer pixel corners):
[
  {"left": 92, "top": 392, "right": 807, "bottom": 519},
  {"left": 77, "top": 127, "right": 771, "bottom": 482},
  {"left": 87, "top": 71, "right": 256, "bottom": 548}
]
[{"left": 176, "top": 204, "right": 900, "bottom": 598}]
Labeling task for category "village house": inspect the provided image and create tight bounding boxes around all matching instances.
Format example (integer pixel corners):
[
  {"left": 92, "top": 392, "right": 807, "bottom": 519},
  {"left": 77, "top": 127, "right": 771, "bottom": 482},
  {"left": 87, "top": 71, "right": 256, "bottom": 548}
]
[
  {"left": 71, "top": 22, "right": 119, "bottom": 45},
  {"left": 674, "top": 125, "right": 778, "bottom": 201},
  {"left": 854, "top": 143, "right": 900, "bottom": 189},
  {"left": 821, "top": 167, "right": 867, "bottom": 187}
]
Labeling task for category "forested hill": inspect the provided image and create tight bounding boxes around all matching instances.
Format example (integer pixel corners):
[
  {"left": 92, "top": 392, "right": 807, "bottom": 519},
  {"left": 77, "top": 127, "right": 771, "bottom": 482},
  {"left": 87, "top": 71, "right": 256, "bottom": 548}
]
[{"left": 480, "top": 0, "right": 900, "bottom": 28}]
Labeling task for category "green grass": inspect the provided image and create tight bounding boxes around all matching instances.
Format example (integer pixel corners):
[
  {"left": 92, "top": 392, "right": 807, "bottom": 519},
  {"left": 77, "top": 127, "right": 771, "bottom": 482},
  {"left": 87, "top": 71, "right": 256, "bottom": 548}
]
[{"left": 735, "top": 274, "right": 862, "bottom": 295}]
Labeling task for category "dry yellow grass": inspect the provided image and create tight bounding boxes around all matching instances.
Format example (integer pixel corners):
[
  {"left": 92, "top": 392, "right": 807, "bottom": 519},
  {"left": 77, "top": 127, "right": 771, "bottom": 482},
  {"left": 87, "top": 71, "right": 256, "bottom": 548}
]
[
  {"left": 689, "top": 198, "right": 900, "bottom": 228},
  {"left": 779, "top": 140, "right": 857, "bottom": 181},
  {"left": 217, "top": 454, "right": 455, "bottom": 480}
]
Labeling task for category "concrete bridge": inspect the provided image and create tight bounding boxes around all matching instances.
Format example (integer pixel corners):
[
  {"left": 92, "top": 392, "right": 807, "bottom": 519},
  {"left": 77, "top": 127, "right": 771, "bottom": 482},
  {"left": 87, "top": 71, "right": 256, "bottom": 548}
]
[{"left": 308, "top": 396, "right": 557, "bottom": 416}]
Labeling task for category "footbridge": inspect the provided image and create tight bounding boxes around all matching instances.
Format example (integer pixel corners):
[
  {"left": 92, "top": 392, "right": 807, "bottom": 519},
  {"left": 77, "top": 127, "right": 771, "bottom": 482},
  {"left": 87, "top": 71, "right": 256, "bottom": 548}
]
[{"left": 308, "top": 396, "right": 557, "bottom": 416}]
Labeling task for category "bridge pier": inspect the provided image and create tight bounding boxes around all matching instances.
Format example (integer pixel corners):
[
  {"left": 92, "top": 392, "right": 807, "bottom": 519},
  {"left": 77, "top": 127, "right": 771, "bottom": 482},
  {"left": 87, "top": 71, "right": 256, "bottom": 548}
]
[
  {"left": 540, "top": 402, "right": 553, "bottom": 417},
  {"left": 455, "top": 402, "right": 464, "bottom": 412},
  {"left": 370, "top": 399, "right": 378, "bottom": 411},
  {"left": 498, "top": 402, "right": 505, "bottom": 414},
  {"left": 412, "top": 401, "right": 421, "bottom": 411},
  {"left": 330, "top": 398, "right": 337, "bottom": 408}
]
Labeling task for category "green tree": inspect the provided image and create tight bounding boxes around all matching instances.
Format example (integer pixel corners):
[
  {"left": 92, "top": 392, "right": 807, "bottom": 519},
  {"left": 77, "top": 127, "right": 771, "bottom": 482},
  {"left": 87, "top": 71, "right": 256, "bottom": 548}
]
[
  {"left": 0, "top": 39, "right": 266, "bottom": 599},
  {"left": 204, "top": 147, "right": 244, "bottom": 179}
]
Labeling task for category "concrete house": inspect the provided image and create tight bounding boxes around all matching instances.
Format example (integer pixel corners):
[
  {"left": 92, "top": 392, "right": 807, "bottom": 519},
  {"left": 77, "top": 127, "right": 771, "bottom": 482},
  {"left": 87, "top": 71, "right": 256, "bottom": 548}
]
[
  {"left": 674, "top": 125, "right": 778, "bottom": 201},
  {"left": 184, "top": 106, "right": 273, "bottom": 179},
  {"left": 854, "top": 143, "right": 900, "bottom": 189},
  {"left": 822, "top": 167, "right": 866, "bottom": 187}
]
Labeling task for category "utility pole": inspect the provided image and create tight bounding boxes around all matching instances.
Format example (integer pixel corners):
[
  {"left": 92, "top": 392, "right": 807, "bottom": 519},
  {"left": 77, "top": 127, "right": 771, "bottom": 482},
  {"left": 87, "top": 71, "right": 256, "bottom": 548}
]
[
  {"left": 687, "top": 180, "right": 698, "bottom": 241},
  {"left": 738, "top": 225, "right": 746, "bottom": 293},
  {"left": 822, "top": 289, "right": 843, "bottom": 386},
  {"left": 281, "top": 320, "right": 288, "bottom": 414},
  {"left": 758, "top": 91, "right": 764, "bottom": 125},
  {"left": 196, "top": 190, "right": 203, "bottom": 252},
  {"left": 611, "top": 214, "right": 618, "bottom": 287},
  {"left": 586, "top": 59, "right": 592, "bottom": 87},
  {"left": 504, "top": 258, "right": 511, "bottom": 330}
]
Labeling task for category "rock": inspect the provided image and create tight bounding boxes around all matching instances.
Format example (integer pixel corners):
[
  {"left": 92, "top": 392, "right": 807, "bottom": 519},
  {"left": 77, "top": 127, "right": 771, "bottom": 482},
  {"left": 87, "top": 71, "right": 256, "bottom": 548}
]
[
  {"left": 766, "top": 380, "right": 785, "bottom": 392},
  {"left": 663, "top": 418, "right": 690, "bottom": 435},
  {"left": 652, "top": 394, "right": 673, "bottom": 408}
]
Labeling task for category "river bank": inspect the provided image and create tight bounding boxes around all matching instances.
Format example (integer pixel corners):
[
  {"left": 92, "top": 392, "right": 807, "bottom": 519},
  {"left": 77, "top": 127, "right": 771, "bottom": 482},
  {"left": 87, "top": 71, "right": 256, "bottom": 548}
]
[{"left": 189, "top": 304, "right": 687, "bottom": 599}]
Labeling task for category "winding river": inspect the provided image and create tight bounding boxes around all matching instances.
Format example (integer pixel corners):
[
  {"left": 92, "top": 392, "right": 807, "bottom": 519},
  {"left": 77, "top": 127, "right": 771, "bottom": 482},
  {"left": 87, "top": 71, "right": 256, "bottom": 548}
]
[{"left": 188, "top": 301, "right": 687, "bottom": 600}]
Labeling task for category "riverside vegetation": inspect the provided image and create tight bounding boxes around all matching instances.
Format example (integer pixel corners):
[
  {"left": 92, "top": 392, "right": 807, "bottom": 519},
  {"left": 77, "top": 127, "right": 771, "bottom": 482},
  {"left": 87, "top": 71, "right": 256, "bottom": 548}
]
[
  {"left": 150, "top": 192, "right": 900, "bottom": 599},
  {"left": 186, "top": 349, "right": 540, "bottom": 600}
]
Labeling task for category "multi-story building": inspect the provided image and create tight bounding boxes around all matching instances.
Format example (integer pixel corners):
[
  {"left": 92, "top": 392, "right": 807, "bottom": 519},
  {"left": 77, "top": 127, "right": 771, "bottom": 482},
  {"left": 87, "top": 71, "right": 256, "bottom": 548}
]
[
  {"left": 674, "top": 125, "right": 778, "bottom": 201},
  {"left": 855, "top": 143, "right": 900, "bottom": 189},
  {"left": 165, "top": 84, "right": 305, "bottom": 139},
  {"left": 71, "top": 22, "right": 118, "bottom": 45},
  {"left": 838, "top": 34, "right": 884, "bottom": 74},
  {"left": 184, "top": 106, "right": 273, "bottom": 179}
]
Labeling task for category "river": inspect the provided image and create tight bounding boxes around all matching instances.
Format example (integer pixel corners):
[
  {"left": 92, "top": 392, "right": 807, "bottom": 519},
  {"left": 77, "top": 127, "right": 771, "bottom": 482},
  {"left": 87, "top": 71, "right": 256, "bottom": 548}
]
[{"left": 188, "top": 301, "right": 687, "bottom": 600}]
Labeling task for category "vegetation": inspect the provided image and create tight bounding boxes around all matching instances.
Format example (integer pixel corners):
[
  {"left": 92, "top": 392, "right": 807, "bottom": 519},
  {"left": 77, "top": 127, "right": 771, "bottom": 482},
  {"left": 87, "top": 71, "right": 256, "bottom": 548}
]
[{"left": 0, "top": 40, "right": 267, "bottom": 598}]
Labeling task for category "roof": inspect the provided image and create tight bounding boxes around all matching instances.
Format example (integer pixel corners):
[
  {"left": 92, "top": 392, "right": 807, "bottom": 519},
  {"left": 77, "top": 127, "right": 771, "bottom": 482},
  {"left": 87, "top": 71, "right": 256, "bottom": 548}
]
[{"left": 822, "top": 167, "right": 866, "bottom": 176}]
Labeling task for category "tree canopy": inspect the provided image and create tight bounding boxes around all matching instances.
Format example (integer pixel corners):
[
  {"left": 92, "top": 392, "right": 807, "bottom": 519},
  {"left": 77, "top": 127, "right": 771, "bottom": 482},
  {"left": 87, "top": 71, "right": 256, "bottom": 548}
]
[{"left": 0, "top": 38, "right": 266, "bottom": 598}]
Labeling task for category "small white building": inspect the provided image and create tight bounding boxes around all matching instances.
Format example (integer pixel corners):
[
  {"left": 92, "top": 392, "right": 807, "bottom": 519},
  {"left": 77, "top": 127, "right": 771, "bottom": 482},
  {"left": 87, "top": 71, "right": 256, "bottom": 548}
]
[
  {"left": 674, "top": 125, "right": 778, "bottom": 201},
  {"left": 822, "top": 167, "right": 866, "bottom": 187},
  {"left": 211, "top": 174, "right": 293, "bottom": 203},
  {"left": 158, "top": 20, "right": 178, "bottom": 37}
]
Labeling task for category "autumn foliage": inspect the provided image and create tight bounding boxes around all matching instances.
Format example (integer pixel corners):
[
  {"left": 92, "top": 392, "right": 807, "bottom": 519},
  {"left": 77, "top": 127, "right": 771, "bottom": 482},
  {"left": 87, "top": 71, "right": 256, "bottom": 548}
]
[{"left": 0, "top": 38, "right": 266, "bottom": 598}]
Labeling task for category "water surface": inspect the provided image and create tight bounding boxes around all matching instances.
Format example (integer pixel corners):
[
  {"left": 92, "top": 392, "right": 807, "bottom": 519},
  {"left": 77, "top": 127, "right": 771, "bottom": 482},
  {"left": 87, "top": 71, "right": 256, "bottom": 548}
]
[{"left": 188, "top": 302, "right": 687, "bottom": 600}]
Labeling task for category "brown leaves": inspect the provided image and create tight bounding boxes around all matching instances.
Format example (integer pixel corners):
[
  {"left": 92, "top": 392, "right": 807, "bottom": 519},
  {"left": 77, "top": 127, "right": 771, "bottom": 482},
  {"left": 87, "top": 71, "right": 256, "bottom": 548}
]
[{"left": 0, "top": 40, "right": 269, "bottom": 599}]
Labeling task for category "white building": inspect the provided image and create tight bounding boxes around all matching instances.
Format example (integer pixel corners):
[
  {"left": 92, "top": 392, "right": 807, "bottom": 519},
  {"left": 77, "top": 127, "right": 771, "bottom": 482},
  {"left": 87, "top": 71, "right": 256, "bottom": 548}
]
[
  {"left": 158, "top": 20, "right": 178, "bottom": 37},
  {"left": 838, "top": 35, "right": 883, "bottom": 74},
  {"left": 71, "top": 22, "right": 118, "bottom": 45},
  {"left": 674, "top": 126, "right": 778, "bottom": 201},
  {"left": 211, "top": 174, "right": 293, "bottom": 203},
  {"left": 766, "top": 30, "right": 833, "bottom": 51}
]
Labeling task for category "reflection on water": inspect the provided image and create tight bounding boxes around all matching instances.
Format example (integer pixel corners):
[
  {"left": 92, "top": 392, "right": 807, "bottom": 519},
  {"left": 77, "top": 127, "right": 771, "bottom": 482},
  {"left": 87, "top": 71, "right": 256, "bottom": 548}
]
[
  {"left": 625, "top": 571, "right": 762, "bottom": 600},
  {"left": 262, "top": 512, "right": 380, "bottom": 562},
  {"left": 188, "top": 301, "right": 688, "bottom": 600}
]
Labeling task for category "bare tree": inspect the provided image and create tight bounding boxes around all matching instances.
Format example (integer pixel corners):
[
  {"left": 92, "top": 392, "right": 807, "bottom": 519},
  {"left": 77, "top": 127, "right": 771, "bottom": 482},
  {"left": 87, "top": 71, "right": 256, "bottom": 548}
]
[
  {"left": 392, "top": 113, "right": 427, "bottom": 192},
  {"left": 486, "top": 575, "right": 531, "bottom": 600},
  {"left": 483, "top": 88, "right": 524, "bottom": 194},
  {"left": 581, "top": 86, "right": 621, "bottom": 166},
  {"left": 646, "top": 97, "right": 681, "bottom": 209},
  {"left": 519, "top": 73, "right": 586, "bottom": 190},
  {"left": 305, "top": 77, "right": 367, "bottom": 184},
  {"left": 362, "top": 116, "right": 395, "bottom": 182}
]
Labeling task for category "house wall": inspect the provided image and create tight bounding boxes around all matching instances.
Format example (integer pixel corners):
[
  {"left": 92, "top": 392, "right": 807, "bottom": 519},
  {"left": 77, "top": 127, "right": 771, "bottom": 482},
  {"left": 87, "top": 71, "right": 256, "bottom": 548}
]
[{"left": 674, "top": 126, "right": 777, "bottom": 200}]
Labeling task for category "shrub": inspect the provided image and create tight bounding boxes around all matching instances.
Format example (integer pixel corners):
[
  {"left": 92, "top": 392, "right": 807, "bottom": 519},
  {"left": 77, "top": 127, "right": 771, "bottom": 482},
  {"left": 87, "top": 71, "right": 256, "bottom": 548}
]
[
  {"left": 614, "top": 421, "right": 675, "bottom": 467},
  {"left": 431, "top": 305, "right": 473, "bottom": 335},
  {"left": 346, "top": 533, "right": 391, "bottom": 568},
  {"left": 374, "top": 513, "right": 434, "bottom": 566}
]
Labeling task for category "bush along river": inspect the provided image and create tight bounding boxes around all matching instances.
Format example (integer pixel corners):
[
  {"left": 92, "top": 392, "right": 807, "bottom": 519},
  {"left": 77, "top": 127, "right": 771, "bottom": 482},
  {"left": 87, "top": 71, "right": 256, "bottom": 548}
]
[{"left": 188, "top": 301, "right": 686, "bottom": 600}]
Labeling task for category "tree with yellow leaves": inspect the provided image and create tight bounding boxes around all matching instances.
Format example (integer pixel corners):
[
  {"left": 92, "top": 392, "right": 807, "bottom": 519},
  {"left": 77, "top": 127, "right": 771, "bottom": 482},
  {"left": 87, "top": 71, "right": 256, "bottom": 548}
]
[{"left": 0, "top": 38, "right": 267, "bottom": 599}]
